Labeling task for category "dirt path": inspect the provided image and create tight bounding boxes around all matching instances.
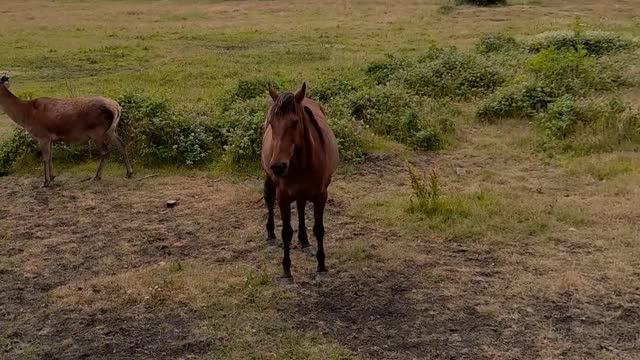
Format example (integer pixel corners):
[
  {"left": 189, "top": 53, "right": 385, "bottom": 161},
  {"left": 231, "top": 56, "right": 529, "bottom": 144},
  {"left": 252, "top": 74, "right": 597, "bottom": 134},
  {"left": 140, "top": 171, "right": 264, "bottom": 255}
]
[{"left": 1, "top": 144, "right": 639, "bottom": 359}]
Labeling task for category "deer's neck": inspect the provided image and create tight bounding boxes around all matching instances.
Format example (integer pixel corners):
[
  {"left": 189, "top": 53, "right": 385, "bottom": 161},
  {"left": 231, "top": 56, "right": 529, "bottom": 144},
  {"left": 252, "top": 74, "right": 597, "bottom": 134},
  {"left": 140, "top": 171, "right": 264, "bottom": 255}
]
[{"left": 0, "top": 85, "right": 29, "bottom": 128}]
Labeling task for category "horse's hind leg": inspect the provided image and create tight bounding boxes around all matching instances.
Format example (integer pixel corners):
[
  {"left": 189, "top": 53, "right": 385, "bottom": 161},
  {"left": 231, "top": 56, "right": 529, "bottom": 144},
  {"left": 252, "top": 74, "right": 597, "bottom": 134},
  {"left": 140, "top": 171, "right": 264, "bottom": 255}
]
[
  {"left": 313, "top": 191, "right": 329, "bottom": 280},
  {"left": 297, "top": 199, "right": 315, "bottom": 257},
  {"left": 264, "top": 177, "right": 277, "bottom": 245}
]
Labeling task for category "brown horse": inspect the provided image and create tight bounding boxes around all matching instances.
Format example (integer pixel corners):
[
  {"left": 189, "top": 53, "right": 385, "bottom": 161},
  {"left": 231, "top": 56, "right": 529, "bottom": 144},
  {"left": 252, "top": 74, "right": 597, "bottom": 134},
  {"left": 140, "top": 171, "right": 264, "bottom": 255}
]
[{"left": 261, "top": 82, "right": 339, "bottom": 283}]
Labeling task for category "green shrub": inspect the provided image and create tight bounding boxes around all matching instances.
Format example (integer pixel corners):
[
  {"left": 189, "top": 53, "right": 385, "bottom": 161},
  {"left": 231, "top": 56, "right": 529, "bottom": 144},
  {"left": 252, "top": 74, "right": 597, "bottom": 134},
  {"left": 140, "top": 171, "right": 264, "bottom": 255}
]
[
  {"left": 365, "top": 55, "right": 414, "bottom": 85},
  {"left": 310, "top": 76, "right": 361, "bottom": 104},
  {"left": 139, "top": 113, "right": 218, "bottom": 166},
  {"left": 476, "top": 82, "right": 553, "bottom": 121},
  {"left": 475, "top": 33, "right": 519, "bottom": 54},
  {"left": 527, "top": 30, "right": 633, "bottom": 55},
  {"left": 217, "top": 97, "right": 268, "bottom": 165},
  {"left": 324, "top": 99, "right": 365, "bottom": 161},
  {"left": 349, "top": 85, "right": 452, "bottom": 150},
  {"left": 0, "top": 129, "right": 35, "bottom": 176},
  {"left": 540, "top": 97, "right": 640, "bottom": 154},
  {"left": 527, "top": 47, "right": 621, "bottom": 96},
  {"left": 455, "top": 0, "right": 507, "bottom": 6},
  {"left": 397, "top": 48, "right": 502, "bottom": 98},
  {"left": 117, "top": 92, "right": 219, "bottom": 166},
  {"left": 541, "top": 95, "right": 579, "bottom": 139}
]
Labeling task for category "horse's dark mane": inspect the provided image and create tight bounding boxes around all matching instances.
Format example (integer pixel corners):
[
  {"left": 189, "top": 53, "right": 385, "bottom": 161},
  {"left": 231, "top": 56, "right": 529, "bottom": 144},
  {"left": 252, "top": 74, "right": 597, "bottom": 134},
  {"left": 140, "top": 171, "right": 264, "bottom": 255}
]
[{"left": 273, "top": 92, "right": 297, "bottom": 117}]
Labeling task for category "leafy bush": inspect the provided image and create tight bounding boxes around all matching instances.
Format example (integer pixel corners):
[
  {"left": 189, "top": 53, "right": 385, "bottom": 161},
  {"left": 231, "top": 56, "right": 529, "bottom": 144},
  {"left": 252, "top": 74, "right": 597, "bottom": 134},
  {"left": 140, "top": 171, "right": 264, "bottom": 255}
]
[
  {"left": 349, "top": 85, "right": 452, "bottom": 150},
  {"left": 117, "top": 92, "right": 219, "bottom": 166},
  {"left": 0, "top": 129, "right": 35, "bottom": 176},
  {"left": 540, "top": 97, "right": 640, "bottom": 153},
  {"left": 397, "top": 48, "right": 503, "bottom": 98},
  {"left": 365, "top": 55, "right": 414, "bottom": 85},
  {"left": 309, "top": 76, "right": 361, "bottom": 104},
  {"left": 476, "top": 82, "right": 553, "bottom": 121},
  {"left": 528, "top": 47, "right": 622, "bottom": 96},
  {"left": 527, "top": 30, "right": 633, "bottom": 55},
  {"left": 475, "top": 33, "right": 519, "bottom": 54},
  {"left": 217, "top": 97, "right": 268, "bottom": 164},
  {"left": 139, "top": 114, "right": 218, "bottom": 166},
  {"left": 324, "top": 99, "right": 365, "bottom": 161},
  {"left": 455, "top": 0, "right": 506, "bottom": 6},
  {"left": 541, "top": 95, "right": 579, "bottom": 139}
]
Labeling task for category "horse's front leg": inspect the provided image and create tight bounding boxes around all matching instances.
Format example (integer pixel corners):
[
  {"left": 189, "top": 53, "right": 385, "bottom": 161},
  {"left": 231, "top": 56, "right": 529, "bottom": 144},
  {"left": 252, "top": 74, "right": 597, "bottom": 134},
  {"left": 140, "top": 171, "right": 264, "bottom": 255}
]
[
  {"left": 264, "top": 177, "right": 277, "bottom": 245},
  {"left": 297, "top": 199, "right": 315, "bottom": 257},
  {"left": 313, "top": 191, "right": 329, "bottom": 280},
  {"left": 278, "top": 195, "right": 294, "bottom": 284}
]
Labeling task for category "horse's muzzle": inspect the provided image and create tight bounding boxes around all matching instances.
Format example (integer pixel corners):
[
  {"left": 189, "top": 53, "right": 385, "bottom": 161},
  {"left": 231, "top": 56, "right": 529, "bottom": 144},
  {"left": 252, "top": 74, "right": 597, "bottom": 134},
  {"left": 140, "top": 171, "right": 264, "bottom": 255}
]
[{"left": 270, "top": 161, "right": 289, "bottom": 177}]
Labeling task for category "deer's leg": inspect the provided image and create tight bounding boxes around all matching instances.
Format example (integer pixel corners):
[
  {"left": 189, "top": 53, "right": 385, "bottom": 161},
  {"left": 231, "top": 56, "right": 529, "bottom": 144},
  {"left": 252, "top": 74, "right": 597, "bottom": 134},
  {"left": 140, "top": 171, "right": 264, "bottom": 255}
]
[
  {"left": 313, "top": 191, "right": 329, "bottom": 279},
  {"left": 48, "top": 141, "right": 56, "bottom": 181},
  {"left": 93, "top": 140, "right": 110, "bottom": 181},
  {"left": 264, "top": 177, "right": 277, "bottom": 245},
  {"left": 278, "top": 194, "right": 294, "bottom": 284},
  {"left": 110, "top": 133, "right": 133, "bottom": 178},
  {"left": 38, "top": 139, "right": 52, "bottom": 187},
  {"left": 297, "top": 199, "right": 315, "bottom": 257}
]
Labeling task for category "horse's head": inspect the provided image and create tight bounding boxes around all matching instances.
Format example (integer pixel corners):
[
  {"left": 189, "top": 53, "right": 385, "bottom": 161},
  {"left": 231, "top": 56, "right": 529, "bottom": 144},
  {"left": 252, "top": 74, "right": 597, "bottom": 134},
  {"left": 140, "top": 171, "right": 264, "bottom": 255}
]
[{"left": 266, "top": 82, "right": 306, "bottom": 177}]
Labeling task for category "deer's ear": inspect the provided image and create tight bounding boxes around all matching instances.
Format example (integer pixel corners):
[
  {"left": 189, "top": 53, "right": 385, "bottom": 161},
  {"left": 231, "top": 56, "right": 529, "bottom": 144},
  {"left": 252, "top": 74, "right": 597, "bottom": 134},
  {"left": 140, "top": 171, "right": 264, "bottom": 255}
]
[
  {"left": 294, "top": 82, "right": 306, "bottom": 103},
  {"left": 268, "top": 82, "right": 278, "bottom": 102}
]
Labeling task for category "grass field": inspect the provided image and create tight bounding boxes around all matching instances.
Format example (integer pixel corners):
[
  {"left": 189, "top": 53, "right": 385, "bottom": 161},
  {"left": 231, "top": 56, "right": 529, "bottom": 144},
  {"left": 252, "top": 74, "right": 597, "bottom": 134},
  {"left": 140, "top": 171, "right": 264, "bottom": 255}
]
[{"left": 1, "top": 0, "right": 640, "bottom": 359}]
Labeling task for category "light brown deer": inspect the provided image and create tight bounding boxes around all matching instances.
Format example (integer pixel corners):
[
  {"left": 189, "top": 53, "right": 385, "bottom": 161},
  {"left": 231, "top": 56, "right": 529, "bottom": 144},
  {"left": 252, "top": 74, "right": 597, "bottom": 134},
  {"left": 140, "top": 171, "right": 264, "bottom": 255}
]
[{"left": 0, "top": 75, "right": 133, "bottom": 187}]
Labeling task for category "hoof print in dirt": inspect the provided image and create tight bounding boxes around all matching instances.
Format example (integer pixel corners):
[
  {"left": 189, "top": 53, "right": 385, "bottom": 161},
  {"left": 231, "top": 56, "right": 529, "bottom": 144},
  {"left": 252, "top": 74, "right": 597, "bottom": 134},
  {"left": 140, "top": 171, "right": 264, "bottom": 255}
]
[
  {"left": 279, "top": 277, "right": 294, "bottom": 287},
  {"left": 301, "top": 246, "right": 316, "bottom": 257},
  {"left": 315, "top": 272, "right": 329, "bottom": 282}
]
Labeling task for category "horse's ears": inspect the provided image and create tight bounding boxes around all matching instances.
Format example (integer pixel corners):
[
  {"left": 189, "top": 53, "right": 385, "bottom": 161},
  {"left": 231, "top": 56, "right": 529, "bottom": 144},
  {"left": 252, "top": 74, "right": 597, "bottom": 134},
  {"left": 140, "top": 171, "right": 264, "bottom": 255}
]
[
  {"left": 267, "top": 82, "right": 278, "bottom": 102},
  {"left": 295, "top": 82, "right": 306, "bottom": 103}
]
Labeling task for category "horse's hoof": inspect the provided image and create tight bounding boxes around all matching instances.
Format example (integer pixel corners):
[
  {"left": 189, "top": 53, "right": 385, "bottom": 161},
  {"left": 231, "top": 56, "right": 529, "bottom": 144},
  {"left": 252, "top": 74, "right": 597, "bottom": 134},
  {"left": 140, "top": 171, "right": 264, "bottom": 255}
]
[
  {"left": 41, "top": 182, "right": 50, "bottom": 188},
  {"left": 266, "top": 237, "right": 278, "bottom": 247},
  {"left": 315, "top": 271, "right": 329, "bottom": 282},
  {"left": 279, "top": 276, "right": 294, "bottom": 287},
  {"left": 301, "top": 246, "right": 316, "bottom": 257}
]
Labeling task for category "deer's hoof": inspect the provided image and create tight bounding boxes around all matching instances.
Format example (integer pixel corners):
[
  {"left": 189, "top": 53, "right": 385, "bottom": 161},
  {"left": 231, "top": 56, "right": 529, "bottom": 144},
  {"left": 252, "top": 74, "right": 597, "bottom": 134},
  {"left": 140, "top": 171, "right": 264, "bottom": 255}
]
[{"left": 126, "top": 172, "right": 133, "bottom": 179}]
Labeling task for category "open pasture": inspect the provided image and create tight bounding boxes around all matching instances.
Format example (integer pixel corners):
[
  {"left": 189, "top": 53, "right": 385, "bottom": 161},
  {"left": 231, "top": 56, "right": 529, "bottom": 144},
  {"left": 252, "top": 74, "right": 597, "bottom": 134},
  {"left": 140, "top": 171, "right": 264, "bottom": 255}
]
[{"left": 1, "top": 0, "right": 640, "bottom": 359}]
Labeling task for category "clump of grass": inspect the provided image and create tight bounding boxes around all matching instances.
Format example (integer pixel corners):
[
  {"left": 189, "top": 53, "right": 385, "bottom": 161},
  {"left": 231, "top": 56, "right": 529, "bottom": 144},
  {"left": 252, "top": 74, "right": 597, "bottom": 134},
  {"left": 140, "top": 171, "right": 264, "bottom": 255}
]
[{"left": 408, "top": 164, "right": 445, "bottom": 215}]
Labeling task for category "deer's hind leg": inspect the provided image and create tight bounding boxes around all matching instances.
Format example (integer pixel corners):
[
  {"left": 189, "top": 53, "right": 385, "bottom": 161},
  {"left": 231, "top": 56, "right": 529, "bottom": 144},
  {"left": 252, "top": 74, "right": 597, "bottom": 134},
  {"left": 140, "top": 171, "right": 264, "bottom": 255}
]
[
  {"left": 37, "top": 139, "right": 52, "bottom": 187},
  {"left": 92, "top": 135, "right": 110, "bottom": 181},
  {"left": 109, "top": 132, "right": 133, "bottom": 178}
]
